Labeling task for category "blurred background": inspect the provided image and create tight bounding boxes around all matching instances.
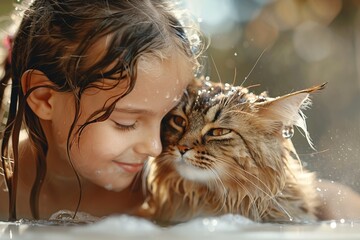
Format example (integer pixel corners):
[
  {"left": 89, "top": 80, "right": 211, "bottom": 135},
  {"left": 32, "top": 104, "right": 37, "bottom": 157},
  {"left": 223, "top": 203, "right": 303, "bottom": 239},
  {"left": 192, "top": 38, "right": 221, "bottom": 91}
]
[{"left": 0, "top": 0, "right": 360, "bottom": 193}]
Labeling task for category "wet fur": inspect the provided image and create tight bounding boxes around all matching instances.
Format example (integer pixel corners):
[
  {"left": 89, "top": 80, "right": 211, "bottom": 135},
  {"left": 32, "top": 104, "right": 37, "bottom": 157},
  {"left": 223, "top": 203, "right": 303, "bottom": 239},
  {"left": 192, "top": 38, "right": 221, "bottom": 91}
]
[{"left": 136, "top": 78, "right": 325, "bottom": 224}]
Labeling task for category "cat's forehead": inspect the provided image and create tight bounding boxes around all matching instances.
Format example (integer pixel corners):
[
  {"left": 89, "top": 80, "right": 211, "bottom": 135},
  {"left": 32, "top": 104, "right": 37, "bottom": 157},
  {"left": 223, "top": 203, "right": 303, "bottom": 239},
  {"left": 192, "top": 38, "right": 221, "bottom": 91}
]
[{"left": 185, "top": 79, "right": 267, "bottom": 112}]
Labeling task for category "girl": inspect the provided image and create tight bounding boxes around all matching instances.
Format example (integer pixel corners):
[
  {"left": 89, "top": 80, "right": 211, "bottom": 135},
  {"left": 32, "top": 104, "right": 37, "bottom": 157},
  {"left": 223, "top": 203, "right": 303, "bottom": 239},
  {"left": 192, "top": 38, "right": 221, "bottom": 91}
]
[
  {"left": 0, "top": 0, "right": 204, "bottom": 220},
  {"left": 2, "top": 0, "right": 360, "bottom": 224}
]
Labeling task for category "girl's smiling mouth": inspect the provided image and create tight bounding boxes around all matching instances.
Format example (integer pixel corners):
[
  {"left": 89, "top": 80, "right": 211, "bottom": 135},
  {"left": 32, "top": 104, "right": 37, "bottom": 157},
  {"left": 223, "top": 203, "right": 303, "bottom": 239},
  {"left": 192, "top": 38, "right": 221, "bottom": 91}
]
[{"left": 113, "top": 161, "right": 144, "bottom": 173}]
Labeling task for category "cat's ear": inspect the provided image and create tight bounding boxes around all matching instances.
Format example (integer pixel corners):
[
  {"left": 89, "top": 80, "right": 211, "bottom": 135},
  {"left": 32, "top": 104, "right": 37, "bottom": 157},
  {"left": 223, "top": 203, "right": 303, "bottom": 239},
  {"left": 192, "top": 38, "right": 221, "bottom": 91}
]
[{"left": 255, "top": 83, "right": 326, "bottom": 146}]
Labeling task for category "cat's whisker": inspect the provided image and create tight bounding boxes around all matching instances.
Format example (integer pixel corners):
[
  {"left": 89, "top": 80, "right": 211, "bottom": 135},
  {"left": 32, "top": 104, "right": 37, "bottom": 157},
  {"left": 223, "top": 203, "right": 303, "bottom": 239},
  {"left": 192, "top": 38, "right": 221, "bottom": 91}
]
[
  {"left": 234, "top": 167, "right": 293, "bottom": 221},
  {"left": 241, "top": 47, "right": 267, "bottom": 87},
  {"left": 210, "top": 55, "right": 222, "bottom": 86},
  {"left": 286, "top": 147, "right": 303, "bottom": 169},
  {"left": 221, "top": 169, "right": 253, "bottom": 199},
  {"left": 219, "top": 85, "right": 245, "bottom": 108},
  {"left": 217, "top": 153, "right": 290, "bottom": 219},
  {"left": 232, "top": 67, "right": 237, "bottom": 86},
  {"left": 297, "top": 148, "right": 329, "bottom": 156},
  {"left": 223, "top": 89, "right": 238, "bottom": 107},
  {"left": 208, "top": 168, "right": 228, "bottom": 213},
  {"left": 235, "top": 166, "right": 278, "bottom": 199},
  {"left": 219, "top": 167, "right": 261, "bottom": 219}
]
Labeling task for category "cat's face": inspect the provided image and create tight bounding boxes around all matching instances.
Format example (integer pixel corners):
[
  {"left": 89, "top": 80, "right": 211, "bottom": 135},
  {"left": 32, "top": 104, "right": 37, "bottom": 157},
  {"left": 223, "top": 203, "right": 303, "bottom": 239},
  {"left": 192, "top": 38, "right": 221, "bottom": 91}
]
[{"left": 158, "top": 78, "right": 320, "bottom": 189}]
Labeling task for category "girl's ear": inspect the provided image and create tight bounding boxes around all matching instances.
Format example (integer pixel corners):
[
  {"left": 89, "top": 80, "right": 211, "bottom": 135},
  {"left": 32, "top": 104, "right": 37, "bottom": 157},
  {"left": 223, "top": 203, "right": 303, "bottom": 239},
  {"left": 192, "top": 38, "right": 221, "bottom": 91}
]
[{"left": 21, "top": 70, "right": 55, "bottom": 120}]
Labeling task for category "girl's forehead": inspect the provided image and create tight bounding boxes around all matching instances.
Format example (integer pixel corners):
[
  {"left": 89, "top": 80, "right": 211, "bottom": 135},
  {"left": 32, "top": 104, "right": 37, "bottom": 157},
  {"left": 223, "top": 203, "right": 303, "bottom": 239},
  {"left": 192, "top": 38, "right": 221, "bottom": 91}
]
[
  {"left": 138, "top": 52, "right": 193, "bottom": 82},
  {"left": 138, "top": 54, "right": 192, "bottom": 92},
  {"left": 112, "top": 54, "right": 192, "bottom": 114}
]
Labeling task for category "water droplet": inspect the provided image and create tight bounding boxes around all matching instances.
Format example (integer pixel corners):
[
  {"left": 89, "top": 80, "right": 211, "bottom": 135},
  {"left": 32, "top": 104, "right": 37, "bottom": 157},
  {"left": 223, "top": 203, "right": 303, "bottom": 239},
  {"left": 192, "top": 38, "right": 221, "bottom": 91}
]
[
  {"left": 211, "top": 219, "right": 218, "bottom": 226},
  {"left": 234, "top": 52, "right": 238, "bottom": 56},
  {"left": 282, "top": 125, "right": 294, "bottom": 139},
  {"left": 330, "top": 221, "right": 337, "bottom": 229},
  {"left": 165, "top": 92, "right": 170, "bottom": 99},
  {"left": 173, "top": 96, "right": 179, "bottom": 102},
  {"left": 202, "top": 218, "right": 218, "bottom": 232},
  {"left": 202, "top": 218, "right": 210, "bottom": 225},
  {"left": 151, "top": 139, "right": 160, "bottom": 151}
]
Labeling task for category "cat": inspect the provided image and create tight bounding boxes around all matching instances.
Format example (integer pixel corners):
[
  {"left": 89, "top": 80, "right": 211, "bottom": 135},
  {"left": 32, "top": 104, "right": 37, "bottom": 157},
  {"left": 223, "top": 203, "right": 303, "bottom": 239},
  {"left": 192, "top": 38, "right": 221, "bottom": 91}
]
[{"left": 135, "top": 78, "right": 325, "bottom": 225}]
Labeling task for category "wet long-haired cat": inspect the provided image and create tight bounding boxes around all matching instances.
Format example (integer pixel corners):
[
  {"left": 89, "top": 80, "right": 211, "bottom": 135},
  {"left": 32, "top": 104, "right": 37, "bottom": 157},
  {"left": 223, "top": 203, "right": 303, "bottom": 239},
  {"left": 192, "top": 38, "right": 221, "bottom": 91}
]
[{"left": 136, "top": 78, "right": 325, "bottom": 224}]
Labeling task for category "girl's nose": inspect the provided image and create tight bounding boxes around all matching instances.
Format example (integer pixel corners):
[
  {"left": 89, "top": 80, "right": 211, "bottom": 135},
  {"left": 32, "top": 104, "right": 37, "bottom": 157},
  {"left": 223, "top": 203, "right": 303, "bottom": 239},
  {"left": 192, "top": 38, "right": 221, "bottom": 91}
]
[{"left": 135, "top": 127, "right": 162, "bottom": 158}]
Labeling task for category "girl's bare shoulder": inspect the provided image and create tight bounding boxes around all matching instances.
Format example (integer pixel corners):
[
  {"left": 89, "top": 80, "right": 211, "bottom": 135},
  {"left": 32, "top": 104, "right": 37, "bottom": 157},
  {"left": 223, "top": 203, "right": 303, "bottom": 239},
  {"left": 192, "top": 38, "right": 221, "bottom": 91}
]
[{"left": 0, "top": 130, "right": 35, "bottom": 220}]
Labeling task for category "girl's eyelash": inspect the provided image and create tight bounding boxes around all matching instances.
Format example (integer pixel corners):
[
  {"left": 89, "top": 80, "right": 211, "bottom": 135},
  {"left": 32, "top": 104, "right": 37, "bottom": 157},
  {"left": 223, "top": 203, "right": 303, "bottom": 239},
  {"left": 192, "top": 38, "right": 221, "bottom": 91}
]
[{"left": 113, "top": 121, "right": 137, "bottom": 131}]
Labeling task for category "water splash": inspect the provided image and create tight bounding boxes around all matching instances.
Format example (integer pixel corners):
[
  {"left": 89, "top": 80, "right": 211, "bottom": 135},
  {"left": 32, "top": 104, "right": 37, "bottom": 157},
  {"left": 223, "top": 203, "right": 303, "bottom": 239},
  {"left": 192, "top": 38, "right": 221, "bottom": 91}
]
[{"left": 282, "top": 125, "right": 294, "bottom": 139}]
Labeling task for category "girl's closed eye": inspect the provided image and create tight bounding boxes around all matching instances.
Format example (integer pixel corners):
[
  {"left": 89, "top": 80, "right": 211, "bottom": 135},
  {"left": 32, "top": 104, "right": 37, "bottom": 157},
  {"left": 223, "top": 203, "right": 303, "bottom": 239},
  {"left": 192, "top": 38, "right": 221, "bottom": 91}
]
[{"left": 112, "top": 119, "right": 137, "bottom": 131}]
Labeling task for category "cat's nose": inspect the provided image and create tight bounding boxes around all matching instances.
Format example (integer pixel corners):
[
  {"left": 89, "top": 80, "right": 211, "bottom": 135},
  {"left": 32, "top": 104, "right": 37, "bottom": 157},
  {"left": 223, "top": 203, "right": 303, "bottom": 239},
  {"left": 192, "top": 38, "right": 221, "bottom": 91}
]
[{"left": 178, "top": 145, "right": 191, "bottom": 155}]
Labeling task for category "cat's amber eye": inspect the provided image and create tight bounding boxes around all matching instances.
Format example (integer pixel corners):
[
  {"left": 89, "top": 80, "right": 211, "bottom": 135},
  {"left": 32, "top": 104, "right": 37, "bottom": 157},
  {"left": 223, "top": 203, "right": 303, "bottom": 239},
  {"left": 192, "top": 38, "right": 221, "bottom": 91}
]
[
  {"left": 173, "top": 116, "right": 186, "bottom": 127},
  {"left": 207, "top": 128, "right": 231, "bottom": 136},
  {"left": 170, "top": 115, "right": 186, "bottom": 128}
]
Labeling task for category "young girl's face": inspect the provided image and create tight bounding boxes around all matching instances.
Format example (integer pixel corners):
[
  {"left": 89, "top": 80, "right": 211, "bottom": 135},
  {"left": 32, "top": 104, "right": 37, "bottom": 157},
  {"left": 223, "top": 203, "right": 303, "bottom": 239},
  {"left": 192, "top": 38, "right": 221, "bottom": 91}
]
[{"left": 48, "top": 53, "right": 192, "bottom": 192}]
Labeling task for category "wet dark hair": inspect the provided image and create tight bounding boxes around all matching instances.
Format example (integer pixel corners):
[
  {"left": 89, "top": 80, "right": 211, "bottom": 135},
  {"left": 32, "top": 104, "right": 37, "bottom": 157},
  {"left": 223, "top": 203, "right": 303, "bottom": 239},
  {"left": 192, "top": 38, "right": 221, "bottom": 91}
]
[{"left": 0, "top": 0, "right": 204, "bottom": 220}]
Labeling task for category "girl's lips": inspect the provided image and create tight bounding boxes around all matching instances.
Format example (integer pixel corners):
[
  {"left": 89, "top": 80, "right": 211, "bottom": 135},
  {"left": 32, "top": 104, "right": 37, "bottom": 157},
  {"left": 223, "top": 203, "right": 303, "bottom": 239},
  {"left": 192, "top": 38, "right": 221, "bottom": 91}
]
[{"left": 113, "top": 161, "right": 144, "bottom": 173}]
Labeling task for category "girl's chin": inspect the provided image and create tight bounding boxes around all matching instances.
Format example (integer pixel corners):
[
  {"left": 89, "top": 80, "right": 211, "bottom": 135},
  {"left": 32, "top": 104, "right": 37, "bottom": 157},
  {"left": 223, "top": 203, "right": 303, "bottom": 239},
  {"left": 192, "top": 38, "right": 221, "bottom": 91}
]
[
  {"left": 100, "top": 177, "right": 136, "bottom": 192},
  {"left": 82, "top": 168, "right": 138, "bottom": 191}
]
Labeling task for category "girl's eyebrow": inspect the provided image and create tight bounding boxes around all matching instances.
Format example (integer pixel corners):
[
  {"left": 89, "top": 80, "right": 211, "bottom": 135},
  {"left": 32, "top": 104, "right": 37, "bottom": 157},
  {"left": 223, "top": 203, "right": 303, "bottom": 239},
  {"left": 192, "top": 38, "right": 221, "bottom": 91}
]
[{"left": 113, "top": 107, "right": 154, "bottom": 115}]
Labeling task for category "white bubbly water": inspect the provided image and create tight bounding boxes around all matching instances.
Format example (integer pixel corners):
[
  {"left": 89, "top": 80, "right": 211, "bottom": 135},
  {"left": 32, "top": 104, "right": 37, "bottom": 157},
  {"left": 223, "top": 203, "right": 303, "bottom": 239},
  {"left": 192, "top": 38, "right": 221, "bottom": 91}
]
[{"left": 1, "top": 214, "right": 360, "bottom": 240}]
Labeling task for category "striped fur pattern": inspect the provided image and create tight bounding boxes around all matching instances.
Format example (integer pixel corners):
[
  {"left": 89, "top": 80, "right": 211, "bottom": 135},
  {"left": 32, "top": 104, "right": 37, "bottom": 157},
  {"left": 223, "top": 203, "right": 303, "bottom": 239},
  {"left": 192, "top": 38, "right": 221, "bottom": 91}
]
[{"left": 137, "top": 78, "right": 325, "bottom": 225}]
